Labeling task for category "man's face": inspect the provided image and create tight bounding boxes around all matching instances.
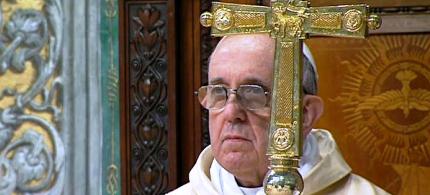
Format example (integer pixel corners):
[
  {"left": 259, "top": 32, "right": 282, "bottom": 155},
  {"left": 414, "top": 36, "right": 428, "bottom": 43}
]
[{"left": 208, "top": 35, "right": 275, "bottom": 183}]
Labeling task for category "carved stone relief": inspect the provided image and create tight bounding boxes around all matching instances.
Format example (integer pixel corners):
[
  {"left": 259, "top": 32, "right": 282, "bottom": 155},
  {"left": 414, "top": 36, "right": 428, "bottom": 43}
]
[{"left": 0, "top": 0, "right": 64, "bottom": 194}]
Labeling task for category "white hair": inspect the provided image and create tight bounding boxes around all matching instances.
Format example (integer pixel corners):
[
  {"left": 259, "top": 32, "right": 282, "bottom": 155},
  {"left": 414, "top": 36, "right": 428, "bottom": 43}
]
[{"left": 303, "top": 43, "right": 318, "bottom": 95}]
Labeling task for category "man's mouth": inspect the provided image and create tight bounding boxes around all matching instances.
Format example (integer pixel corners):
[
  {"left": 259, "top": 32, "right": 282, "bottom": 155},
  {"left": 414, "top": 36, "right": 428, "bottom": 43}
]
[{"left": 223, "top": 135, "right": 249, "bottom": 142}]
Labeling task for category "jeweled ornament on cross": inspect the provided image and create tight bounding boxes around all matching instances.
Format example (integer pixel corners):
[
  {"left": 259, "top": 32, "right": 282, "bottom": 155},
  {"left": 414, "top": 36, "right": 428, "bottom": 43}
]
[{"left": 200, "top": 0, "right": 381, "bottom": 194}]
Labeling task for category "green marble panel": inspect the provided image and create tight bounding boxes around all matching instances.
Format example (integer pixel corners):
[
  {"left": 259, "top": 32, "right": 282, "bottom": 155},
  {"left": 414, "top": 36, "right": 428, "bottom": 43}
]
[{"left": 101, "top": 0, "right": 121, "bottom": 194}]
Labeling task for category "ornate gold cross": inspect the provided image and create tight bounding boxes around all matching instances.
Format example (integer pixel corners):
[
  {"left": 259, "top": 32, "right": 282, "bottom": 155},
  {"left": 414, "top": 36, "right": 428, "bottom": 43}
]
[{"left": 200, "top": 1, "right": 381, "bottom": 194}]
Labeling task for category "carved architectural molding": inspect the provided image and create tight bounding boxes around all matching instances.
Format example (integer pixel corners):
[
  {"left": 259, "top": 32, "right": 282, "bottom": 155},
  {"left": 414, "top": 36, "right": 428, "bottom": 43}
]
[
  {"left": 310, "top": 0, "right": 430, "bottom": 7},
  {"left": 369, "top": 6, "right": 430, "bottom": 34},
  {"left": 61, "top": 0, "right": 103, "bottom": 194},
  {"left": 371, "top": 6, "right": 430, "bottom": 13},
  {"left": 122, "top": 1, "right": 177, "bottom": 194}
]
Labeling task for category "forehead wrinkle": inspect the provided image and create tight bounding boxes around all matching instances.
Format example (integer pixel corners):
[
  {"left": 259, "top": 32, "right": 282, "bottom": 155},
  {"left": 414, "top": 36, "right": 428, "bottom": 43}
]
[
  {"left": 209, "top": 77, "right": 271, "bottom": 90},
  {"left": 209, "top": 77, "right": 224, "bottom": 85},
  {"left": 241, "top": 77, "right": 271, "bottom": 89}
]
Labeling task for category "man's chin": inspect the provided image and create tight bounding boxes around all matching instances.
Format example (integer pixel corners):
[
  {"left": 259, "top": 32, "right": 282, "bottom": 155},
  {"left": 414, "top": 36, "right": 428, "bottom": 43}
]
[
  {"left": 219, "top": 153, "right": 252, "bottom": 169},
  {"left": 220, "top": 140, "right": 253, "bottom": 152}
]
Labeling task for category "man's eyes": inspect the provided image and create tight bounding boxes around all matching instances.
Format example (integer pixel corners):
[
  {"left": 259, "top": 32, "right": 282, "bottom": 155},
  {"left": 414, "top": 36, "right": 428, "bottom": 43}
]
[
  {"left": 242, "top": 87, "right": 255, "bottom": 93},
  {"left": 211, "top": 87, "right": 225, "bottom": 95}
]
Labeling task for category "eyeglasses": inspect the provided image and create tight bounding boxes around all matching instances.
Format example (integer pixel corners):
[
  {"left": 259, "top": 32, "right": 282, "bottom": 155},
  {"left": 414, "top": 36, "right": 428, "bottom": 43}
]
[{"left": 195, "top": 85, "right": 270, "bottom": 110}]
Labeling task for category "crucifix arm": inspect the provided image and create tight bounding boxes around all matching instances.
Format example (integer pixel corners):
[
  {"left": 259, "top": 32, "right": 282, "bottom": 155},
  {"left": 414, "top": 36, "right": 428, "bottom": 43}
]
[
  {"left": 200, "top": 2, "right": 381, "bottom": 39},
  {"left": 304, "top": 5, "right": 381, "bottom": 38},
  {"left": 200, "top": 2, "right": 271, "bottom": 36}
]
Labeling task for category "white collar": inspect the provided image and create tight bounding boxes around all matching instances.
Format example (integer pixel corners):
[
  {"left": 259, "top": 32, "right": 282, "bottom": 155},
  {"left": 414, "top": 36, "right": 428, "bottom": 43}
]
[{"left": 209, "top": 132, "right": 321, "bottom": 195}]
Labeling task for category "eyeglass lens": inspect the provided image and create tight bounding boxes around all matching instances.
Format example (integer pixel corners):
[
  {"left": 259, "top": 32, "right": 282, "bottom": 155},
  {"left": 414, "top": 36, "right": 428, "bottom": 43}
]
[{"left": 197, "top": 85, "right": 267, "bottom": 110}]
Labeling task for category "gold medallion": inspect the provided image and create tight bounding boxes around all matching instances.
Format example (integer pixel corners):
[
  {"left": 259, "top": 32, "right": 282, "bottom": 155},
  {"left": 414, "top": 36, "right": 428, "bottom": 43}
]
[
  {"left": 343, "top": 9, "right": 363, "bottom": 32},
  {"left": 214, "top": 8, "right": 234, "bottom": 31},
  {"left": 272, "top": 127, "right": 294, "bottom": 151}
]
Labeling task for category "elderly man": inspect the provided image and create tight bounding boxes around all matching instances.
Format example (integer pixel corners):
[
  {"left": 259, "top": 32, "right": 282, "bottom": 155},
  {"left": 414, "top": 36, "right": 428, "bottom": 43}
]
[{"left": 168, "top": 34, "right": 389, "bottom": 195}]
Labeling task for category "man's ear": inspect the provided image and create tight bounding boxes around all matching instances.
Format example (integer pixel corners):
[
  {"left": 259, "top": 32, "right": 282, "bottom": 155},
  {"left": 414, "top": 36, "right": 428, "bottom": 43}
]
[{"left": 303, "top": 95, "right": 324, "bottom": 137}]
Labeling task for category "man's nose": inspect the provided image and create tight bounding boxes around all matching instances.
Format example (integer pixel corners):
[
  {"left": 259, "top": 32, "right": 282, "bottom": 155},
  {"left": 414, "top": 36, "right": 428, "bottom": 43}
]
[{"left": 222, "top": 94, "right": 246, "bottom": 122}]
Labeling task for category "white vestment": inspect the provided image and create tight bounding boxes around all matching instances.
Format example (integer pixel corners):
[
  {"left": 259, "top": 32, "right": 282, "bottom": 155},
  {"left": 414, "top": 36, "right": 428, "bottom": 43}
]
[{"left": 168, "top": 129, "right": 390, "bottom": 195}]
